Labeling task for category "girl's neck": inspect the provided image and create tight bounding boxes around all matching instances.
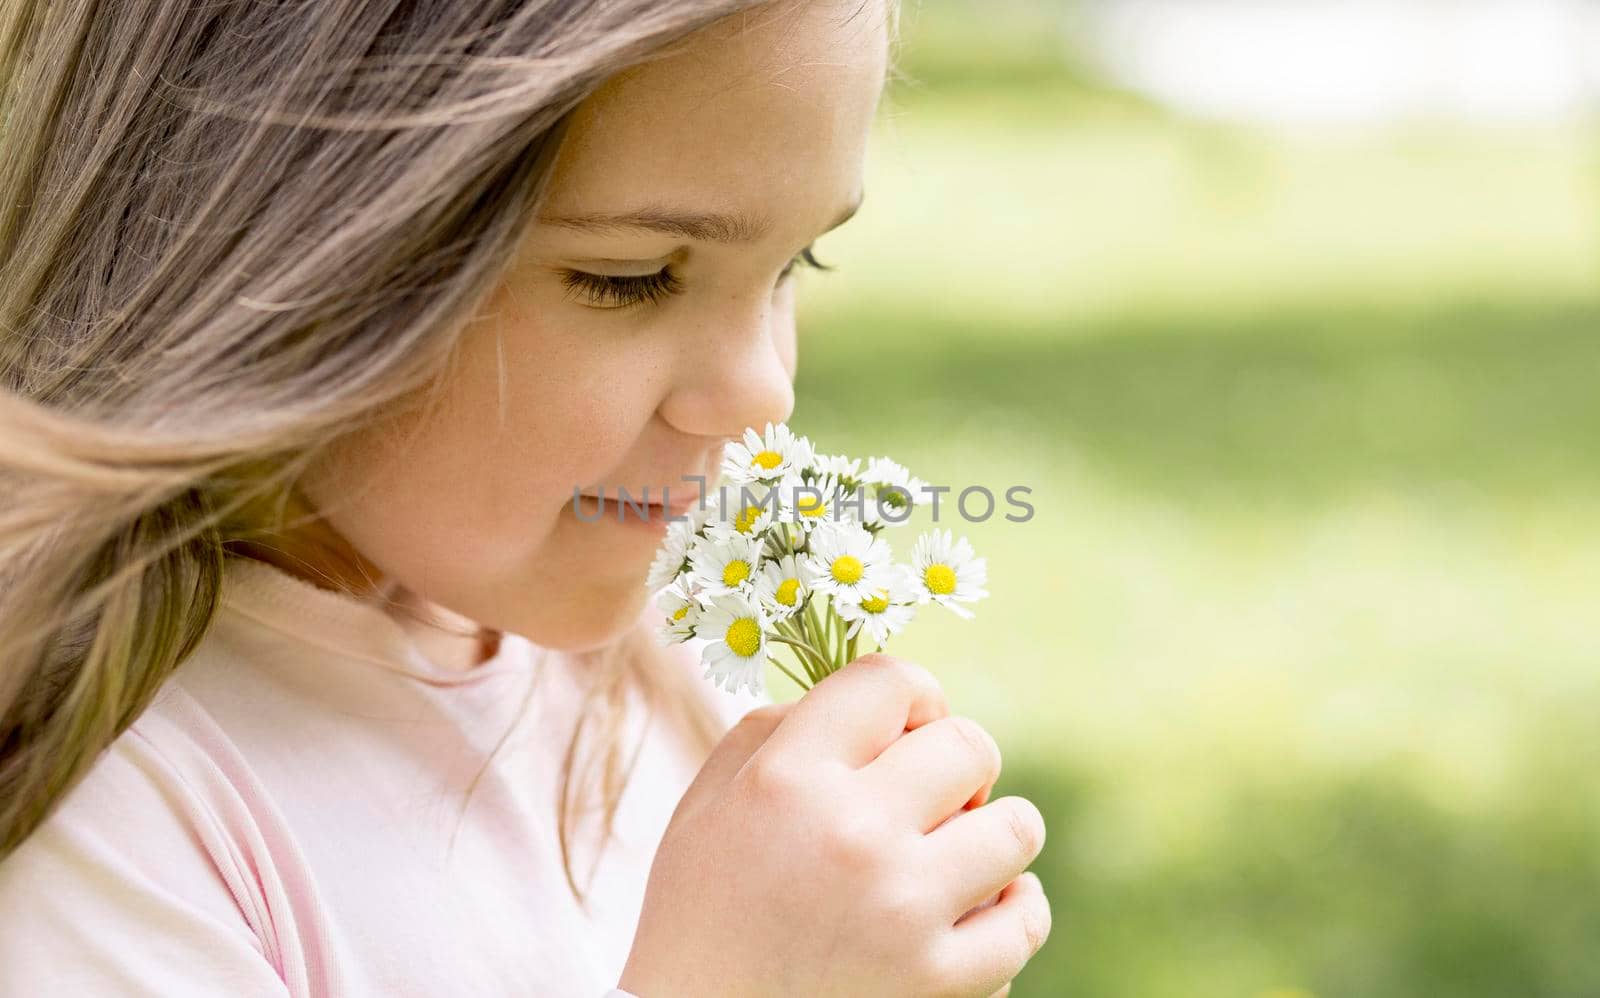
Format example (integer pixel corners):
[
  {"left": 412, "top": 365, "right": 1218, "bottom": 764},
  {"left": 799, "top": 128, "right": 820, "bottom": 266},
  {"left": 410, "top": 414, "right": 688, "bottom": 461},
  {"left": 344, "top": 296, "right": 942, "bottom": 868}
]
[
  {"left": 387, "top": 583, "right": 502, "bottom": 672},
  {"left": 229, "top": 538, "right": 500, "bottom": 672}
]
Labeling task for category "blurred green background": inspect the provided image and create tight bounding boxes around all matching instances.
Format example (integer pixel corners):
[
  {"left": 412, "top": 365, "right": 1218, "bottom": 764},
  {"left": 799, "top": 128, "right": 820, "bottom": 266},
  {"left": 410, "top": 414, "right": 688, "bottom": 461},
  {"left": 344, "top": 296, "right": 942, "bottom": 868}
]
[{"left": 781, "top": 1, "right": 1600, "bottom": 995}]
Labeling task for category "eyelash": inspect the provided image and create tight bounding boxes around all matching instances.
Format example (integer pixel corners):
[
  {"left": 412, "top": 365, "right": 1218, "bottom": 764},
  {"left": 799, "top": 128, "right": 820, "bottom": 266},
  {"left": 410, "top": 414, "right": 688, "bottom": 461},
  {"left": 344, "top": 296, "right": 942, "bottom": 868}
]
[{"left": 560, "top": 245, "right": 834, "bottom": 310}]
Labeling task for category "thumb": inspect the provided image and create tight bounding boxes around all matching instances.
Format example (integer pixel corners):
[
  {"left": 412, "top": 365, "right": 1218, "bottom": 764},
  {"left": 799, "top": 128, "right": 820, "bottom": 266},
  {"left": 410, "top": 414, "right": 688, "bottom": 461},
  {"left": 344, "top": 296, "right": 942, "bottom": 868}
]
[{"left": 679, "top": 701, "right": 795, "bottom": 808}]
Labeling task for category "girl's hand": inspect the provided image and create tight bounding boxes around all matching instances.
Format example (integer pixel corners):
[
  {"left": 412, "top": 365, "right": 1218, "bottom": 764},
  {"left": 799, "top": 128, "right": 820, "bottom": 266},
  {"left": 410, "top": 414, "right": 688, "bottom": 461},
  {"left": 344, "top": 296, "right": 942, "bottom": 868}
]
[{"left": 619, "top": 653, "right": 1051, "bottom": 998}]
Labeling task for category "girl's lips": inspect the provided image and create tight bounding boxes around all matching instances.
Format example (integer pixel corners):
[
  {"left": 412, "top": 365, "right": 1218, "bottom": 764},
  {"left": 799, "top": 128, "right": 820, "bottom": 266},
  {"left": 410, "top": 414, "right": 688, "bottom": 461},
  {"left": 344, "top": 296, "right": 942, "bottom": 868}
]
[{"left": 574, "top": 492, "right": 702, "bottom": 523}]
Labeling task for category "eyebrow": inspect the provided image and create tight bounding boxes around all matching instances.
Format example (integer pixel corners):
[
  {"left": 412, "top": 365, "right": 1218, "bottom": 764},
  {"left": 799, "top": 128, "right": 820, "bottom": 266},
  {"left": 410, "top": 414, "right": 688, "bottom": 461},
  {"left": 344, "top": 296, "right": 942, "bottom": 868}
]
[{"left": 540, "top": 191, "right": 865, "bottom": 246}]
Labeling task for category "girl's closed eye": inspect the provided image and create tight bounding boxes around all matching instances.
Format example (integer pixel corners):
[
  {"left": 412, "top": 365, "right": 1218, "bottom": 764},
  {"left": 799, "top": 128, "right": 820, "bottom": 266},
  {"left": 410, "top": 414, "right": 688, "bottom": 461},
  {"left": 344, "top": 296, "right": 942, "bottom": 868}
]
[{"left": 559, "top": 244, "right": 835, "bottom": 310}]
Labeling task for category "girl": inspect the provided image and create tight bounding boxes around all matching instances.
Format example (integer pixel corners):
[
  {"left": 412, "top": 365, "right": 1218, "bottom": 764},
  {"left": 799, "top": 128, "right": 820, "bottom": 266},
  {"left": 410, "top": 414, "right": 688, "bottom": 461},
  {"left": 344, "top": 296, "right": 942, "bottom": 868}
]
[{"left": 0, "top": 0, "right": 1050, "bottom": 995}]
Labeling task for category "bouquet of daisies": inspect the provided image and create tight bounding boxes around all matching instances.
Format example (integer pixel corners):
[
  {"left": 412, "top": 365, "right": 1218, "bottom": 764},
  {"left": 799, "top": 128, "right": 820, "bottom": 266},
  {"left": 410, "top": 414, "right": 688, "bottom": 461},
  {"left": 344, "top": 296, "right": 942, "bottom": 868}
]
[{"left": 646, "top": 422, "right": 988, "bottom": 698}]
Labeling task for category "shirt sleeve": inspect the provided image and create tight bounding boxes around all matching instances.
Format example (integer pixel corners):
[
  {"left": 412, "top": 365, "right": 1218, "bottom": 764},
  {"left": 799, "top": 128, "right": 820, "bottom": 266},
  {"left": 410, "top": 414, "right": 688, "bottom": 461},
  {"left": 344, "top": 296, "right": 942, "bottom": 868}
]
[{"left": 0, "top": 731, "right": 293, "bottom": 997}]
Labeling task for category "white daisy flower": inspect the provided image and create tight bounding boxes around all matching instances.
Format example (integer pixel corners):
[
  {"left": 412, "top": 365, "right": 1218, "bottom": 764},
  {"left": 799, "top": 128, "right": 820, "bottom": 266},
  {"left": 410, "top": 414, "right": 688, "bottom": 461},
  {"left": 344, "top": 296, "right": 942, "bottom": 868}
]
[
  {"left": 693, "top": 592, "right": 771, "bottom": 697},
  {"left": 686, "top": 533, "right": 765, "bottom": 598},
  {"left": 645, "top": 514, "right": 696, "bottom": 592},
  {"left": 802, "top": 520, "right": 895, "bottom": 602},
  {"left": 754, "top": 553, "right": 814, "bottom": 622},
  {"left": 812, "top": 452, "right": 863, "bottom": 484},
  {"left": 703, "top": 480, "right": 781, "bottom": 544},
  {"left": 721, "top": 422, "right": 814, "bottom": 485},
  {"left": 777, "top": 472, "right": 867, "bottom": 531},
  {"left": 833, "top": 563, "right": 920, "bottom": 645},
  {"left": 910, "top": 529, "right": 989, "bottom": 619},
  {"left": 654, "top": 580, "right": 702, "bottom": 645},
  {"left": 861, "top": 456, "right": 927, "bottom": 529}
]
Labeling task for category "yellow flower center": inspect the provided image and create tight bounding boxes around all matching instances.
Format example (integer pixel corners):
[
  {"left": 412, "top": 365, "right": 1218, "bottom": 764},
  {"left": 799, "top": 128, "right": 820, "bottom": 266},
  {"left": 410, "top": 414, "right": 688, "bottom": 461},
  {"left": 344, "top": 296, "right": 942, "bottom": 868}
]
[
  {"left": 753, "top": 449, "right": 783, "bottom": 470},
  {"left": 861, "top": 591, "right": 890, "bottom": 614},
  {"left": 672, "top": 606, "right": 689, "bottom": 621},
  {"left": 830, "top": 555, "right": 863, "bottom": 585},
  {"left": 725, "top": 617, "right": 762, "bottom": 658},
  {"left": 775, "top": 578, "right": 800, "bottom": 606},
  {"left": 734, "top": 505, "right": 762, "bottom": 534},
  {"left": 722, "top": 560, "right": 751, "bottom": 587},
  {"left": 797, "top": 493, "right": 826, "bottom": 518},
  {"left": 924, "top": 563, "right": 957, "bottom": 595}
]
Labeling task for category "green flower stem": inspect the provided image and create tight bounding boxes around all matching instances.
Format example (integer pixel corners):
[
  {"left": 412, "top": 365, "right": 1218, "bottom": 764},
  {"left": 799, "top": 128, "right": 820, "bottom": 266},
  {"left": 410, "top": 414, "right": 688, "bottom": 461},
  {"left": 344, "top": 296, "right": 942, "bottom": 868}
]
[
  {"left": 818, "top": 596, "right": 835, "bottom": 662},
  {"left": 803, "top": 598, "right": 832, "bottom": 675},
  {"left": 774, "top": 614, "right": 819, "bottom": 669},
  {"left": 769, "top": 621, "right": 816, "bottom": 683},
  {"left": 767, "top": 656, "right": 812, "bottom": 692},
  {"left": 821, "top": 594, "right": 844, "bottom": 671},
  {"left": 794, "top": 599, "right": 813, "bottom": 650},
  {"left": 838, "top": 612, "right": 850, "bottom": 668},
  {"left": 768, "top": 632, "right": 828, "bottom": 684},
  {"left": 847, "top": 632, "right": 859, "bottom": 663}
]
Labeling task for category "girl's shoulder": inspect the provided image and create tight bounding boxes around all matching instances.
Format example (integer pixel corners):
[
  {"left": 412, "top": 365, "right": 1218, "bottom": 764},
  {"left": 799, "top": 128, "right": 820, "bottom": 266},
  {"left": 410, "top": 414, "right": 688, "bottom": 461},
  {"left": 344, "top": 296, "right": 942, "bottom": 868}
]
[{"left": 0, "top": 680, "right": 308, "bottom": 994}]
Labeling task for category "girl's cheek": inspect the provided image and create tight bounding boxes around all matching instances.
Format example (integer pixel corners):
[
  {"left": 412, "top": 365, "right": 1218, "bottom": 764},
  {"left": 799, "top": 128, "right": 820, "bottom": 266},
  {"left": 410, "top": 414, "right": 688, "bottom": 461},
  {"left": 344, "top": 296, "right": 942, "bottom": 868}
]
[
  {"left": 538, "top": 398, "right": 651, "bottom": 485},
  {"left": 495, "top": 299, "right": 680, "bottom": 489}
]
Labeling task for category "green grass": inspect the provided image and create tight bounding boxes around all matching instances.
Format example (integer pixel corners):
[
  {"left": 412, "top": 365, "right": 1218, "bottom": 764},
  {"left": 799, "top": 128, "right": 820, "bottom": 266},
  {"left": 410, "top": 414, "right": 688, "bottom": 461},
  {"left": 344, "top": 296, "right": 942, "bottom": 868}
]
[
  {"left": 794, "top": 299, "right": 1600, "bottom": 505},
  {"left": 811, "top": 113, "right": 1599, "bottom": 326},
  {"left": 765, "top": 8, "right": 1600, "bottom": 994}
]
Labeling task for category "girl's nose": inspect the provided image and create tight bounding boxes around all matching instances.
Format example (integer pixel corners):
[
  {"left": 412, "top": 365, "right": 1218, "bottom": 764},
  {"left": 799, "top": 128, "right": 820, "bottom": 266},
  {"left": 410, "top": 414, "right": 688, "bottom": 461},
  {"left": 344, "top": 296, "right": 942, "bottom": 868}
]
[{"left": 658, "top": 299, "right": 796, "bottom": 441}]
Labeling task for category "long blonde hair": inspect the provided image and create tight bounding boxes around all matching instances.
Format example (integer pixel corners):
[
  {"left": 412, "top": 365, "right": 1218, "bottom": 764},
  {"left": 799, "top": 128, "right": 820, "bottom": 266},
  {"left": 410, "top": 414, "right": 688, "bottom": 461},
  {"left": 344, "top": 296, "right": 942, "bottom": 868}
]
[{"left": 0, "top": 0, "right": 900, "bottom": 903}]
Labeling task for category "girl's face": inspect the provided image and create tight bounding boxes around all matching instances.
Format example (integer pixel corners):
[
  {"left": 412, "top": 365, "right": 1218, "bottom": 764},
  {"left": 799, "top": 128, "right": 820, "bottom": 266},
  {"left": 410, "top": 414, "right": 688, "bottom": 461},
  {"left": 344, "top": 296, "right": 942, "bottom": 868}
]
[{"left": 294, "top": 2, "right": 890, "bottom": 654}]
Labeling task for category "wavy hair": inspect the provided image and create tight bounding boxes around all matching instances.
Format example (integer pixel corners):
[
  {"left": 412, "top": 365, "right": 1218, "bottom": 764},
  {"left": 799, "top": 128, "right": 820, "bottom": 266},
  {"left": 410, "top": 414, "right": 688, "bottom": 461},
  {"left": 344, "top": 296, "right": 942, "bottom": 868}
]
[{"left": 0, "top": 0, "right": 901, "bottom": 905}]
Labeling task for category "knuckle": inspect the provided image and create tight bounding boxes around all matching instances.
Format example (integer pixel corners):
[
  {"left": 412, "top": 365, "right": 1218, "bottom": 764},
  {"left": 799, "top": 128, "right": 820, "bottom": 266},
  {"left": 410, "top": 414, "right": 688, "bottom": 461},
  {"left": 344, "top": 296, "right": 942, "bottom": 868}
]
[
  {"left": 912, "top": 940, "right": 961, "bottom": 998},
  {"left": 743, "top": 756, "right": 804, "bottom": 803},
  {"left": 742, "top": 702, "right": 791, "bottom": 728},
  {"left": 868, "top": 877, "right": 935, "bottom": 936},
  {"left": 1018, "top": 890, "right": 1052, "bottom": 961},
  {"left": 820, "top": 810, "right": 885, "bottom": 871},
  {"left": 897, "top": 659, "right": 945, "bottom": 697},
  {"left": 947, "top": 715, "right": 1001, "bottom": 775},
  {"left": 851, "top": 651, "right": 903, "bottom": 670},
  {"left": 860, "top": 652, "right": 944, "bottom": 695},
  {"left": 998, "top": 797, "right": 1046, "bottom": 859},
  {"left": 920, "top": 939, "right": 984, "bottom": 998},
  {"left": 928, "top": 978, "right": 969, "bottom": 998}
]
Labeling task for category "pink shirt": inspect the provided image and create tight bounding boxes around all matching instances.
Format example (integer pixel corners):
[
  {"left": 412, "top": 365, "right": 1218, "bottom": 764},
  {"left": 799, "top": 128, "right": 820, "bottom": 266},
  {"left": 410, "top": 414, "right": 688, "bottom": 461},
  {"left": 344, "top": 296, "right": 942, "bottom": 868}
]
[{"left": 0, "top": 555, "right": 768, "bottom": 996}]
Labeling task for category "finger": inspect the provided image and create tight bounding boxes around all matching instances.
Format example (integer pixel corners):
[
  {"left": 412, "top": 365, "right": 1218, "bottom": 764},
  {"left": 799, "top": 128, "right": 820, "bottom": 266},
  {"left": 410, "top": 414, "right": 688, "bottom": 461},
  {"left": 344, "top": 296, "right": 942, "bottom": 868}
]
[
  {"left": 939, "top": 872, "right": 1051, "bottom": 994},
  {"left": 678, "top": 702, "right": 795, "bottom": 809},
  {"left": 987, "top": 985, "right": 1011, "bottom": 998},
  {"left": 925, "top": 796, "right": 1047, "bottom": 922},
  {"left": 763, "top": 652, "right": 948, "bottom": 769},
  {"left": 863, "top": 714, "right": 1002, "bottom": 833},
  {"left": 960, "top": 888, "right": 1002, "bottom": 923}
]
